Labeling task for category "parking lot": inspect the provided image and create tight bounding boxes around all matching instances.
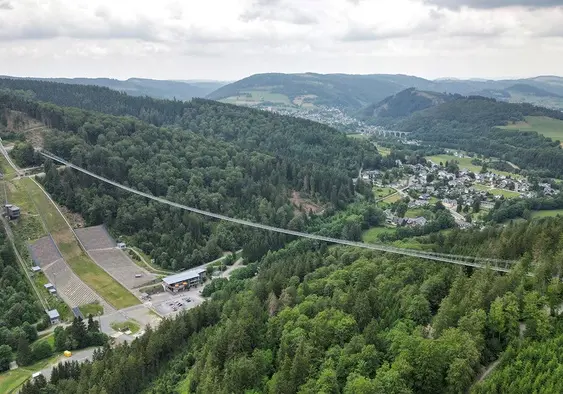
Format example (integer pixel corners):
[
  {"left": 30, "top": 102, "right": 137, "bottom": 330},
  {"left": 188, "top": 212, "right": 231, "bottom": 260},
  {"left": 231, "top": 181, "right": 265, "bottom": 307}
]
[{"left": 149, "top": 286, "right": 206, "bottom": 316}]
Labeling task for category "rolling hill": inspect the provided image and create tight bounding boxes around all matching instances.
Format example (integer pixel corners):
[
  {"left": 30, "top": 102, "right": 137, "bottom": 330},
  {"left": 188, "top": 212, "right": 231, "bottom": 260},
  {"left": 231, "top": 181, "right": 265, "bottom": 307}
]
[
  {"left": 359, "top": 88, "right": 457, "bottom": 119},
  {"left": 370, "top": 93, "right": 563, "bottom": 177},
  {"left": 206, "top": 73, "right": 435, "bottom": 111},
  {"left": 206, "top": 73, "right": 563, "bottom": 112},
  {"left": 0, "top": 76, "right": 227, "bottom": 101}
]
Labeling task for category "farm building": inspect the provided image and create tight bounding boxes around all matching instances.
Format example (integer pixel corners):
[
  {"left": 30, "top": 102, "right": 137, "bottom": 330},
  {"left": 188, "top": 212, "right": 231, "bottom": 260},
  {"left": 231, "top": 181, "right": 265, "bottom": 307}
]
[
  {"left": 162, "top": 268, "right": 206, "bottom": 293},
  {"left": 4, "top": 204, "right": 20, "bottom": 220}
]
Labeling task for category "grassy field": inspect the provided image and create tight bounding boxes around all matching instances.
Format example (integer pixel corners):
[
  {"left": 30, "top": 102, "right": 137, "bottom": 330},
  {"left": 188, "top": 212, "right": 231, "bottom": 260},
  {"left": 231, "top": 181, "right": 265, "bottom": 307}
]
[
  {"left": 35, "top": 333, "right": 55, "bottom": 349},
  {"left": 405, "top": 208, "right": 432, "bottom": 219},
  {"left": 427, "top": 154, "right": 482, "bottom": 173},
  {"left": 380, "top": 193, "right": 401, "bottom": 204},
  {"left": 374, "top": 144, "right": 391, "bottom": 157},
  {"left": 362, "top": 226, "right": 395, "bottom": 243},
  {"left": 373, "top": 186, "right": 396, "bottom": 199},
  {"left": 0, "top": 354, "right": 59, "bottom": 394},
  {"left": 79, "top": 301, "right": 104, "bottom": 317},
  {"left": 530, "top": 209, "right": 563, "bottom": 219},
  {"left": 111, "top": 319, "right": 140, "bottom": 334},
  {"left": 0, "top": 155, "right": 16, "bottom": 179},
  {"left": 22, "top": 178, "right": 68, "bottom": 232},
  {"left": 473, "top": 184, "right": 520, "bottom": 198},
  {"left": 5, "top": 180, "right": 46, "bottom": 241},
  {"left": 426, "top": 154, "right": 518, "bottom": 178},
  {"left": 23, "top": 178, "right": 139, "bottom": 310},
  {"left": 68, "top": 254, "right": 139, "bottom": 310},
  {"left": 500, "top": 116, "right": 563, "bottom": 142}
]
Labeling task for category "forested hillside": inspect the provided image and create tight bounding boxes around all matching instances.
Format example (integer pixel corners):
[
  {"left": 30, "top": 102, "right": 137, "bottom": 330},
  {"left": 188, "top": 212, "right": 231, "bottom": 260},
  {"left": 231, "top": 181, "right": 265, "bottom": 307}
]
[
  {"left": 0, "top": 76, "right": 225, "bottom": 101},
  {"left": 0, "top": 88, "right": 380, "bottom": 270},
  {"left": 359, "top": 88, "right": 457, "bottom": 119},
  {"left": 19, "top": 221, "right": 563, "bottom": 393},
  {"left": 206, "top": 73, "right": 432, "bottom": 110},
  {"left": 382, "top": 96, "right": 563, "bottom": 177},
  {"left": 0, "top": 230, "right": 45, "bottom": 372},
  {"left": 207, "top": 73, "right": 563, "bottom": 111}
]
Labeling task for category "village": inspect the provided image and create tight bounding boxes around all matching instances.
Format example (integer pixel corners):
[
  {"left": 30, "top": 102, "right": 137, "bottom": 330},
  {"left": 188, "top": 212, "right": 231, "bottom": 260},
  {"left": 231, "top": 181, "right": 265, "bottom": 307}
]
[{"left": 360, "top": 152, "right": 559, "bottom": 229}]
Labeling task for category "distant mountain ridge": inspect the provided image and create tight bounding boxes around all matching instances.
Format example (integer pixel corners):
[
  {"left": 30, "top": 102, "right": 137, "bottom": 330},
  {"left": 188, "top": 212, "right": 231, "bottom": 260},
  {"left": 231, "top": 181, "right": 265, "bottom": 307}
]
[
  {"left": 0, "top": 76, "right": 227, "bottom": 101},
  {"left": 206, "top": 73, "right": 563, "bottom": 112}
]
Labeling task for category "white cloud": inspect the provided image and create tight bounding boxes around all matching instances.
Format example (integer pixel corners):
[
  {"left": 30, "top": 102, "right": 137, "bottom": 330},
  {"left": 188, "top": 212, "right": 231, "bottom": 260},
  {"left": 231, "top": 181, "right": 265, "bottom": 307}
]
[{"left": 0, "top": 0, "right": 562, "bottom": 80}]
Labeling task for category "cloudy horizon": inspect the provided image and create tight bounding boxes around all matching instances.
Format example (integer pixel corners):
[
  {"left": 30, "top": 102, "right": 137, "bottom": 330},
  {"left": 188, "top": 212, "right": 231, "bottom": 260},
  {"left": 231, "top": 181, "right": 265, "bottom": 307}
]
[{"left": 1, "top": 0, "right": 563, "bottom": 81}]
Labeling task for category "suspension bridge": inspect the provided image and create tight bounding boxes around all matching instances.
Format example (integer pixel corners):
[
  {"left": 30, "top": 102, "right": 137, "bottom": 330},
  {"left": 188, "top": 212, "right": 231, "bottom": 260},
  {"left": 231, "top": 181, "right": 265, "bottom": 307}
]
[{"left": 39, "top": 150, "right": 517, "bottom": 273}]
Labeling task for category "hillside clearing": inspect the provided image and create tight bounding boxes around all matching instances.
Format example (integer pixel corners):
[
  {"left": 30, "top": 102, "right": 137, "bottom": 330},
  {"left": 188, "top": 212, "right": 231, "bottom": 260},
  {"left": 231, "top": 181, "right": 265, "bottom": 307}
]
[
  {"left": 530, "top": 209, "right": 563, "bottom": 219},
  {"left": 362, "top": 226, "right": 395, "bottom": 243},
  {"left": 500, "top": 116, "right": 563, "bottom": 144}
]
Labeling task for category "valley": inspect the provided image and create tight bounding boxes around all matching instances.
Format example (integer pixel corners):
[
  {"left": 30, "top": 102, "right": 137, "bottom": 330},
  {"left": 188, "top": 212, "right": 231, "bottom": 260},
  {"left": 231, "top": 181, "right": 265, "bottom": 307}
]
[{"left": 1, "top": 76, "right": 563, "bottom": 394}]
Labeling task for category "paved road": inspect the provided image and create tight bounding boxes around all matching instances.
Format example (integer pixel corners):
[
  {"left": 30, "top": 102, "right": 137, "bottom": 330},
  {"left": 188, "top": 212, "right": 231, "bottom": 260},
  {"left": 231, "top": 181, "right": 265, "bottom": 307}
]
[{"left": 39, "top": 347, "right": 100, "bottom": 380}]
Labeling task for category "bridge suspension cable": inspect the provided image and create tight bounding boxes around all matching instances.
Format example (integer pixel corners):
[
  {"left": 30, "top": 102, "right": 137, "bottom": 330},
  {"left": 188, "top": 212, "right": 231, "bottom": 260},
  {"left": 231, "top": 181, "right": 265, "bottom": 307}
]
[{"left": 39, "top": 150, "right": 516, "bottom": 272}]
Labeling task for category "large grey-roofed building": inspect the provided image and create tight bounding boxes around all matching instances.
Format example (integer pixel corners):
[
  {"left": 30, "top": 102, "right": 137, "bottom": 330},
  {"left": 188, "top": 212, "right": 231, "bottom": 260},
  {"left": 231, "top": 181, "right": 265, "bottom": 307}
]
[{"left": 162, "top": 268, "right": 206, "bottom": 292}]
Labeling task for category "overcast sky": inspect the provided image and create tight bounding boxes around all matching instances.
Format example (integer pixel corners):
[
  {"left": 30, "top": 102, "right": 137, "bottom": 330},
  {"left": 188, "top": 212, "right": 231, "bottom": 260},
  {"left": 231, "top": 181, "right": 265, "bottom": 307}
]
[{"left": 1, "top": 0, "right": 563, "bottom": 81}]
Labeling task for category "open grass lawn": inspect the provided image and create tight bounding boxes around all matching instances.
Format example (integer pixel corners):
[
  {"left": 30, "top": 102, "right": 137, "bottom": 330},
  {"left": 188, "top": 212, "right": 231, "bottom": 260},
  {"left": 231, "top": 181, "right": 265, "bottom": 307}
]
[
  {"left": 21, "top": 178, "right": 68, "bottom": 233},
  {"left": 405, "top": 208, "right": 432, "bottom": 219},
  {"left": 427, "top": 154, "right": 481, "bottom": 173},
  {"left": 23, "top": 178, "right": 139, "bottom": 310},
  {"left": 500, "top": 116, "right": 563, "bottom": 143},
  {"left": 0, "top": 155, "right": 16, "bottom": 179},
  {"left": 380, "top": 193, "right": 401, "bottom": 204},
  {"left": 373, "top": 186, "right": 396, "bottom": 199},
  {"left": 68, "top": 254, "right": 139, "bottom": 310},
  {"left": 530, "top": 209, "right": 563, "bottom": 219},
  {"left": 0, "top": 354, "right": 59, "bottom": 394},
  {"left": 35, "top": 333, "right": 55, "bottom": 349},
  {"left": 473, "top": 184, "right": 520, "bottom": 198},
  {"left": 79, "top": 301, "right": 104, "bottom": 317},
  {"left": 426, "top": 154, "right": 518, "bottom": 178},
  {"left": 5, "top": 180, "right": 46, "bottom": 241},
  {"left": 490, "top": 189, "right": 520, "bottom": 198},
  {"left": 362, "top": 226, "right": 395, "bottom": 243},
  {"left": 110, "top": 319, "right": 141, "bottom": 334}
]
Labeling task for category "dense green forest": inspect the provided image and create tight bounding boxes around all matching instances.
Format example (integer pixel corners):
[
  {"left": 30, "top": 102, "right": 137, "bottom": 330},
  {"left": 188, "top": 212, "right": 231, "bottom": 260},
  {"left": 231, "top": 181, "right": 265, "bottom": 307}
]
[
  {"left": 0, "top": 88, "right": 381, "bottom": 270},
  {"left": 22, "top": 77, "right": 225, "bottom": 101},
  {"left": 359, "top": 88, "right": 457, "bottom": 119},
  {"left": 0, "top": 230, "right": 45, "bottom": 371},
  {"left": 18, "top": 217, "right": 563, "bottom": 393}
]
